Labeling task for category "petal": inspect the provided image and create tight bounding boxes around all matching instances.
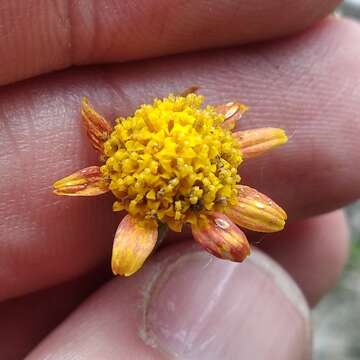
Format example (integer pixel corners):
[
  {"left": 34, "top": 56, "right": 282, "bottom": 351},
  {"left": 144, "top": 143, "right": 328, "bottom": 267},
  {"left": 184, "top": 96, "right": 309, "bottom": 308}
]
[
  {"left": 81, "top": 97, "right": 113, "bottom": 153},
  {"left": 156, "top": 223, "right": 169, "bottom": 247},
  {"left": 233, "top": 128, "right": 288, "bottom": 159},
  {"left": 178, "top": 85, "right": 199, "bottom": 97},
  {"left": 53, "top": 166, "right": 109, "bottom": 196},
  {"left": 111, "top": 215, "right": 158, "bottom": 276},
  {"left": 226, "top": 185, "right": 287, "bottom": 232},
  {"left": 192, "top": 213, "right": 250, "bottom": 262},
  {"left": 216, "top": 102, "right": 249, "bottom": 130}
]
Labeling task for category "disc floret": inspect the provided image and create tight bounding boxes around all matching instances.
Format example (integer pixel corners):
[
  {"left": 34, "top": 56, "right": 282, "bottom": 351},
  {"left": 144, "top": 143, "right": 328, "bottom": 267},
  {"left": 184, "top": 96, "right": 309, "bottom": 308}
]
[{"left": 101, "top": 94, "right": 242, "bottom": 231}]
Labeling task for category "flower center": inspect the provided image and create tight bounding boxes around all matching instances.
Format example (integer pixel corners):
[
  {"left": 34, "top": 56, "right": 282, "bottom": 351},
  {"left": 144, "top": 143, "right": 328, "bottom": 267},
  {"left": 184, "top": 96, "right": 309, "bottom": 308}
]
[{"left": 101, "top": 94, "right": 242, "bottom": 231}]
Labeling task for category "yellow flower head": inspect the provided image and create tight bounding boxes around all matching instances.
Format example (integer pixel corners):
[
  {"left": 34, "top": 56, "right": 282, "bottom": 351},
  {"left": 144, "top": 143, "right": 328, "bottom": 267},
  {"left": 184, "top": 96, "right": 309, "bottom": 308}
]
[
  {"left": 101, "top": 94, "right": 241, "bottom": 232},
  {"left": 53, "top": 88, "right": 288, "bottom": 276}
]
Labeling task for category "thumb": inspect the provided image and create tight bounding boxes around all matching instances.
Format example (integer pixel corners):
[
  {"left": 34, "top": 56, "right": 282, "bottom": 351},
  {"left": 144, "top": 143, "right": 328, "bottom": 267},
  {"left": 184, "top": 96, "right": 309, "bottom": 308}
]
[{"left": 27, "top": 243, "right": 311, "bottom": 360}]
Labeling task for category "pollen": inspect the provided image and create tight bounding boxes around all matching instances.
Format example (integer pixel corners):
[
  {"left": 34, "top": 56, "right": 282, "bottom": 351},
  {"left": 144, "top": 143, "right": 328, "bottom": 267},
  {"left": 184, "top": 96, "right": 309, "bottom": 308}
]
[{"left": 100, "top": 94, "right": 242, "bottom": 232}]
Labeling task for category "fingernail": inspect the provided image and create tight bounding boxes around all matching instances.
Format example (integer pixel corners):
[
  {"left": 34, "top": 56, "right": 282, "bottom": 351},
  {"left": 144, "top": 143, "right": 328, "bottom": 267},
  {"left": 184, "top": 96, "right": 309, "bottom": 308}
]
[{"left": 143, "top": 248, "right": 311, "bottom": 359}]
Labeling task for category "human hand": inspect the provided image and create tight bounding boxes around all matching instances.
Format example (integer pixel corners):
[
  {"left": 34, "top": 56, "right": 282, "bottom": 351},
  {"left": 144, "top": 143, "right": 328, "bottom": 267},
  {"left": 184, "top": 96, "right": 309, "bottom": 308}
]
[{"left": 0, "top": 1, "right": 357, "bottom": 359}]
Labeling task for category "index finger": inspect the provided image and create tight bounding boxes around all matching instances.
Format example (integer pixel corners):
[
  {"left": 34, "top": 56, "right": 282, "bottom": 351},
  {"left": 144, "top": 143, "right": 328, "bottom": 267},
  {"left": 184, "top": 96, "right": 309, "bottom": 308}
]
[
  {"left": 0, "top": 0, "right": 339, "bottom": 85},
  {"left": 1, "top": 18, "right": 359, "bottom": 301}
]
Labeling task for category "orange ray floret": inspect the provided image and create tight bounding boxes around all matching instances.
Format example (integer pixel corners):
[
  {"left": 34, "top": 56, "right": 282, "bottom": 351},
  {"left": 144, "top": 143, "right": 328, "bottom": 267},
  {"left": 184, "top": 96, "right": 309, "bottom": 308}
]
[
  {"left": 226, "top": 185, "right": 287, "bottom": 233},
  {"left": 216, "top": 102, "right": 249, "bottom": 130},
  {"left": 234, "top": 128, "right": 288, "bottom": 159},
  {"left": 53, "top": 166, "right": 109, "bottom": 196},
  {"left": 112, "top": 215, "right": 158, "bottom": 276},
  {"left": 81, "top": 97, "right": 113, "bottom": 153},
  {"left": 192, "top": 212, "right": 250, "bottom": 261}
]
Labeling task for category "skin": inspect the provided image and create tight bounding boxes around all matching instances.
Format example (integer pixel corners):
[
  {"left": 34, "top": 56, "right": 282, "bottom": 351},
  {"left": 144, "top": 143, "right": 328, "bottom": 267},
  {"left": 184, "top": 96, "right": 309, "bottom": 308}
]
[{"left": 0, "top": 0, "right": 358, "bottom": 358}]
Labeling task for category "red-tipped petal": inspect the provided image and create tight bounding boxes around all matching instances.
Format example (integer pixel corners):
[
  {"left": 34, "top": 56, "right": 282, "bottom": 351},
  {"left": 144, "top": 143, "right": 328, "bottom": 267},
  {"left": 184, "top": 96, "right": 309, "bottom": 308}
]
[
  {"left": 192, "top": 213, "right": 250, "bottom": 262},
  {"left": 53, "top": 166, "right": 109, "bottom": 196},
  {"left": 216, "top": 102, "right": 249, "bottom": 130},
  {"left": 233, "top": 128, "right": 288, "bottom": 159},
  {"left": 81, "top": 97, "right": 113, "bottom": 153},
  {"left": 178, "top": 85, "right": 199, "bottom": 97},
  {"left": 111, "top": 216, "right": 158, "bottom": 276},
  {"left": 226, "top": 185, "right": 287, "bottom": 232}
]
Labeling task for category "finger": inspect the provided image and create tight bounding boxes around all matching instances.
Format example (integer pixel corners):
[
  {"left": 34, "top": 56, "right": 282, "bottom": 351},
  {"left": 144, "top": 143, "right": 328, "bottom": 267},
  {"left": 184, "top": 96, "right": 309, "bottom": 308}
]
[
  {"left": 2, "top": 213, "right": 343, "bottom": 359},
  {"left": 0, "top": 211, "right": 346, "bottom": 358},
  {"left": 0, "top": 265, "right": 110, "bottom": 360},
  {"left": 0, "top": 0, "right": 340, "bottom": 85},
  {"left": 258, "top": 210, "right": 349, "bottom": 306},
  {"left": 1, "top": 18, "right": 360, "bottom": 300},
  {"left": 0, "top": 214, "right": 347, "bottom": 358},
  {"left": 27, "top": 245, "right": 311, "bottom": 360}
]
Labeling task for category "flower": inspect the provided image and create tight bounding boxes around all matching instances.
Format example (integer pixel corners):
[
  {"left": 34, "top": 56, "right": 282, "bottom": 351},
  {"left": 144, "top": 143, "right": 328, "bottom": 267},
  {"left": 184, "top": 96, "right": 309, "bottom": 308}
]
[{"left": 53, "top": 89, "right": 288, "bottom": 276}]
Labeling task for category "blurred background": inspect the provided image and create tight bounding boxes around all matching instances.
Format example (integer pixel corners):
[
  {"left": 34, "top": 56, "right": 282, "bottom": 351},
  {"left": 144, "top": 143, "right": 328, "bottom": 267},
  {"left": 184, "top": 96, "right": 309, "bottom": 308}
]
[{"left": 313, "top": 3, "right": 360, "bottom": 359}]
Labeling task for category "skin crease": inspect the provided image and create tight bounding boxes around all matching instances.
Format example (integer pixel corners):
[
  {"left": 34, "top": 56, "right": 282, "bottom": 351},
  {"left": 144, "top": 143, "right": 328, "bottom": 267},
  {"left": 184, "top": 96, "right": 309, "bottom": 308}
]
[{"left": 0, "top": 0, "right": 357, "bottom": 356}]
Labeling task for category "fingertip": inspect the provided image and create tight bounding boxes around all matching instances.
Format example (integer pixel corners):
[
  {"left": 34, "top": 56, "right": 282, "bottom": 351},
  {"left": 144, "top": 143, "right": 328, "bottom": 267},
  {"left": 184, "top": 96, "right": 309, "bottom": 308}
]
[{"left": 144, "top": 248, "right": 311, "bottom": 359}]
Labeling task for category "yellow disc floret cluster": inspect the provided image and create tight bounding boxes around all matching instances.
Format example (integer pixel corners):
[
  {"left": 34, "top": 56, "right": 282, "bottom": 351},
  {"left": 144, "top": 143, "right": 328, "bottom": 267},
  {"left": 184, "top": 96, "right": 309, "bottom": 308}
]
[{"left": 101, "top": 94, "right": 242, "bottom": 231}]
